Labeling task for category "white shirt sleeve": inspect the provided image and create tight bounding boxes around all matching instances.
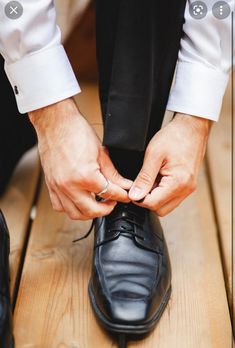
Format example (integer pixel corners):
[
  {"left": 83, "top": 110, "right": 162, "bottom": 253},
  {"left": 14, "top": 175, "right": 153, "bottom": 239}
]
[
  {"left": 0, "top": 0, "right": 81, "bottom": 114},
  {"left": 167, "top": 0, "right": 234, "bottom": 121}
]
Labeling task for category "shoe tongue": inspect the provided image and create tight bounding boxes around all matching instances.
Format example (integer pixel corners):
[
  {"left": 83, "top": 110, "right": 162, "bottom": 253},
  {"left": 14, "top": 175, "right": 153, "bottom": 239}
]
[{"left": 116, "top": 203, "right": 143, "bottom": 214}]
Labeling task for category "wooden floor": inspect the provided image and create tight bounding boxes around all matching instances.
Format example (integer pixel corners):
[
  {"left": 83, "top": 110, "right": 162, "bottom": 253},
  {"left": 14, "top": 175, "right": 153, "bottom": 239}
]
[{"left": 1, "top": 81, "right": 233, "bottom": 348}]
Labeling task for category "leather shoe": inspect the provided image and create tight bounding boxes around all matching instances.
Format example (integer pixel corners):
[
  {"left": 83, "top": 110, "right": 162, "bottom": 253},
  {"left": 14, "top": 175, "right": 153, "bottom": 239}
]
[
  {"left": 88, "top": 203, "right": 171, "bottom": 347},
  {"left": 0, "top": 211, "right": 14, "bottom": 348}
]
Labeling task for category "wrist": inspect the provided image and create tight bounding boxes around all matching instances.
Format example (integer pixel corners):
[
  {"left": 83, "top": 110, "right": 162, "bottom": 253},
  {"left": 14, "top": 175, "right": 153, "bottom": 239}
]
[
  {"left": 28, "top": 98, "right": 79, "bottom": 133},
  {"left": 173, "top": 113, "right": 212, "bottom": 136}
]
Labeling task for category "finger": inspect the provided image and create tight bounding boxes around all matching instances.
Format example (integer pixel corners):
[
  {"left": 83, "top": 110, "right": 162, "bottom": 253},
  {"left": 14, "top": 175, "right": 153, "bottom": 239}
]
[
  {"left": 129, "top": 149, "right": 163, "bottom": 201},
  {"left": 59, "top": 168, "right": 130, "bottom": 203},
  {"left": 73, "top": 192, "right": 117, "bottom": 218},
  {"left": 98, "top": 179, "right": 130, "bottom": 203},
  {"left": 155, "top": 196, "right": 183, "bottom": 217},
  {"left": 133, "top": 178, "right": 179, "bottom": 211},
  {"left": 56, "top": 190, "right": 89, "bottom": 220},
  {"left": 99, "top": 147, "right": 133, "bottom": 189},
  {"left": 81, "top": 170, "right": 130, "bottom": 203}
]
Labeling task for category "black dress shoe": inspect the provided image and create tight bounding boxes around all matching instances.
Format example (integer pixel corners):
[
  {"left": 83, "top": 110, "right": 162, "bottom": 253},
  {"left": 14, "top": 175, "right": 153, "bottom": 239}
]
[
  {"left": 88, "top": 203, "right": 171, "bottom": 347},
  {"left": 0, "top": 211, "right": 14, "bottom": 348}
]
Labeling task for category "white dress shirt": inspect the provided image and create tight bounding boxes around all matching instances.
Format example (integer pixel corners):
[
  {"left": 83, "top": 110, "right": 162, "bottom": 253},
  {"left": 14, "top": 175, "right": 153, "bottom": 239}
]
[
  {"left": 0, "top": 0, "right": 233, "bottom": 120},
  {"left": 167, "top": 0, "right": 233, "bottom": 121}
]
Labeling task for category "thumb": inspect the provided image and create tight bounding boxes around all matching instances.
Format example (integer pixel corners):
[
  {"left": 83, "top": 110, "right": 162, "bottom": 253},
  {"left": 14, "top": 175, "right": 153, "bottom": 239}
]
[
  {"left": 129, "top": 151, "right": 162, "bottom": 201},
  {"left": 99, "top": 146, "right": 133, "bottom": 190}
]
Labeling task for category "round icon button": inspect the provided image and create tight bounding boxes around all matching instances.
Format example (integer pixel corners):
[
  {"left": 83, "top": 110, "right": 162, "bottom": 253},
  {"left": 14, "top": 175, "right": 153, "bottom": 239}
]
[
  {"left": 189, "top": 1, "right": 208, "bottom": 19},
  {"left": 5, "top": 1, "right": 23, "bottom": 20},
  {"left": 212, "top": 1, "right": 231, "bottom": 19}
]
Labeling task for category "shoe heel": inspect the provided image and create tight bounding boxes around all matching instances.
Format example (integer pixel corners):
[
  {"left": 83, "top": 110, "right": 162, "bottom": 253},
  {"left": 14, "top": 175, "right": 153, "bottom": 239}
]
[{"left": 118, "top": 333, "right": 127, "bottom": 348}]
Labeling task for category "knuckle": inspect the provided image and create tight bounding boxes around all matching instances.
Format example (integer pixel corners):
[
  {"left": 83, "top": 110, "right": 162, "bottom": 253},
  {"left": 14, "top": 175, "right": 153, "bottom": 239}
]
[
  {"left": 93, "top": 208, "right": 108, "bottom": 217},
  {"left": 76, "top": 171, "right": 90, "bottom": 185},
  {"left": 56, "top": 178, "right": 71, "bottom": 191},
  {"left": 84, "top": 210, "right": 93, "bottom": 219},
  {"left": 93, "top": 210, "right": 104, "bottom": 218},
  {"left": 91, "top": 204, "right": 114, "bottom": 218},
  {"left": 84, "top": 208, "right": 100, "bottom": 219},
  {"left": 138, "top": 170, "right": 154, "bottom": 185},
  {"left": 175, "top": 170, "right": 195, "bottom": 190},
  {"left": 52, "top": 205, "right": 63, "bottom": 213},
  {"left": 49, "top": 181, "right": 57, "bottom": 191},
  {"left": 68, "top": 212, "right": 80, "bottom": 220},
  {"left": 156, "top": 210, "right": 166, "bottom": 217}
]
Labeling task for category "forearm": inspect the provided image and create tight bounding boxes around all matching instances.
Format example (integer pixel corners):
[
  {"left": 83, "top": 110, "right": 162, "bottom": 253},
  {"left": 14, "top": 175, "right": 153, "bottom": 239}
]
[{"left": 28, "top": 98, "right": 81, "bottom": 138}]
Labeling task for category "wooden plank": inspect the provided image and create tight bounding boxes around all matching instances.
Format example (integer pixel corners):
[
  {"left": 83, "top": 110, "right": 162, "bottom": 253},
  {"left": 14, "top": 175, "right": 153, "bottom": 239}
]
[
  {"left": 207, "top": 77, "right": 233, "bottom": 317},
  {"left": 13, "top": 84, "right": 231, "bottom": 348},
  {"left": 0, "top": 147, "right": 40, "bottom": 298}
]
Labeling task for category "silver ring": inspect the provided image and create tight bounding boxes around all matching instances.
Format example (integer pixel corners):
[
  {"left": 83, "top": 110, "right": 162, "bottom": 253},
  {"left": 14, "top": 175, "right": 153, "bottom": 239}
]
[{"left": 96, "top": 179, "right": 110, "bottom": 197}]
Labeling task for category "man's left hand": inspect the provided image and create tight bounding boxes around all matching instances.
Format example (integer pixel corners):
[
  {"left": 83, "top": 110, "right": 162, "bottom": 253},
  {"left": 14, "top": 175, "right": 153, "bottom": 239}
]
[{"left": 128, "top": 113, "right": 211, "bottom": 216}]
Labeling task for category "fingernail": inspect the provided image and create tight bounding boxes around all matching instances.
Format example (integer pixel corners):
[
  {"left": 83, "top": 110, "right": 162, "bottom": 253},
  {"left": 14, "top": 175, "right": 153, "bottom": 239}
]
[
  {"left": 129, "top": 187, "right": 142, "bottom": 200},
  {"left": 124, "top": 179, "right": 133, "bottom": 185}
]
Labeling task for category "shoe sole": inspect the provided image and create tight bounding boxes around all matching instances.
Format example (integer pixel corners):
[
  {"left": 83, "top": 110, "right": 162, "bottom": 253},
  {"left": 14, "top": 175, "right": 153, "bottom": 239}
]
[{"left": 88, "top": 281, "right": 172, "bottom": 335}]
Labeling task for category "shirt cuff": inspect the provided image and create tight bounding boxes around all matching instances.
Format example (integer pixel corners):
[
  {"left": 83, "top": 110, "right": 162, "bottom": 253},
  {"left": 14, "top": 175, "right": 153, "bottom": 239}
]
[
  {"left": 167, "top": 61, "right": 229, "bottom": 121},
  {"left": 4, "top": 45, "right": 81, "bottom": 114}
]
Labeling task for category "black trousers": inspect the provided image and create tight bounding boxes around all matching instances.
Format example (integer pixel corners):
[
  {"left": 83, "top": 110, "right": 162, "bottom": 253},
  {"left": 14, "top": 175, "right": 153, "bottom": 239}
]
[
  {"left": 0, "top": 57, "right": 36, "bottom": 194},
  {"left": 0, "top": 0, "right": 186, "bottom": 190},
  {"left": 96, "top": 0, "right": 186, "bottom": 177}
]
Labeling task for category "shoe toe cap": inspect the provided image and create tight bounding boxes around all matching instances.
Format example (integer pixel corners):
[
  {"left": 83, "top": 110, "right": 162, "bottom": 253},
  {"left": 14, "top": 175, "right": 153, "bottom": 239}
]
[{"left": 109, "top": 297, "right": 149, "bottom": 324}]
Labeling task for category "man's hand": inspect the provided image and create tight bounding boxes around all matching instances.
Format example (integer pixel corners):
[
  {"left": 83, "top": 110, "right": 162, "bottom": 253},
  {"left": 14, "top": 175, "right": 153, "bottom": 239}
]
[
  {"left": 129, "top": 113, "right": 211, "bottom": 216},
  {"left": 29, "top": 98, "right": 132, "bottom": 220}
]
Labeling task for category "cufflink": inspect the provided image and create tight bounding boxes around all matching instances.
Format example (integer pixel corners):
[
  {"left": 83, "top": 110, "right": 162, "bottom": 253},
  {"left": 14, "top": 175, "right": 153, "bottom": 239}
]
[{"left": 14, "top": 86, "right": 19, "bottom": 95}]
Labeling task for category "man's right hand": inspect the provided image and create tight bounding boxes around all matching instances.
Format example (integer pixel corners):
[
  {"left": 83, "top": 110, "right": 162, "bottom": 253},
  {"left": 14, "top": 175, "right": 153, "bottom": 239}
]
[{"left": 28, "top": 98, "right": 131, "bottom": 220}]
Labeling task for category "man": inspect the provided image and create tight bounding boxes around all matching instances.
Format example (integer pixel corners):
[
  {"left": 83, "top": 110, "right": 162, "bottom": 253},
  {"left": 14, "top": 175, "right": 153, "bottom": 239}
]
[{"left": 0, "top": 0, "right": 232, "bottom": 347}]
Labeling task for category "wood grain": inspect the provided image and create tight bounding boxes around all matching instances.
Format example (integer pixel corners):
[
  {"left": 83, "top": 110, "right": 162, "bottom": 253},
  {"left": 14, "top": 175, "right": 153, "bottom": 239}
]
[
  {"left": 13, "top": 84, "right": 231, "bottom": 348},
  {"left": 0, "top": 147, "right": 40, "bottom": 297},
  {"left": 129, "top": 165, "right": 231, "bottom": 348},
  {"left": 207, "top": 77, "right": 234, "bottom": 320}
]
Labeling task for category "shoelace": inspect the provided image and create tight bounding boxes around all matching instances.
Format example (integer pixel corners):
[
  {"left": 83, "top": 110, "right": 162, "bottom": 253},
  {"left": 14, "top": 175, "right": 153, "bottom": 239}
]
[
  {"left": 73, "top": 208, "right": 145, "bottom": 243},
  {"left": 73, "top": 220, "right": 95, "bottom": 243},
  {"left": 107, "top": 215, "right": 145, "bottom": 240}
]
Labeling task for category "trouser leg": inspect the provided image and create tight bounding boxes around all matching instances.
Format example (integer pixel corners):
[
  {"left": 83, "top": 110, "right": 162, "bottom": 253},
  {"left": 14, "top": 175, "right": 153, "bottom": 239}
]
[
  {"left": 95, "top": 0, "right": 186, "bottom": 179},
  {"left": 0, "top": 55, "right": 36, "bottom": 194}
]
